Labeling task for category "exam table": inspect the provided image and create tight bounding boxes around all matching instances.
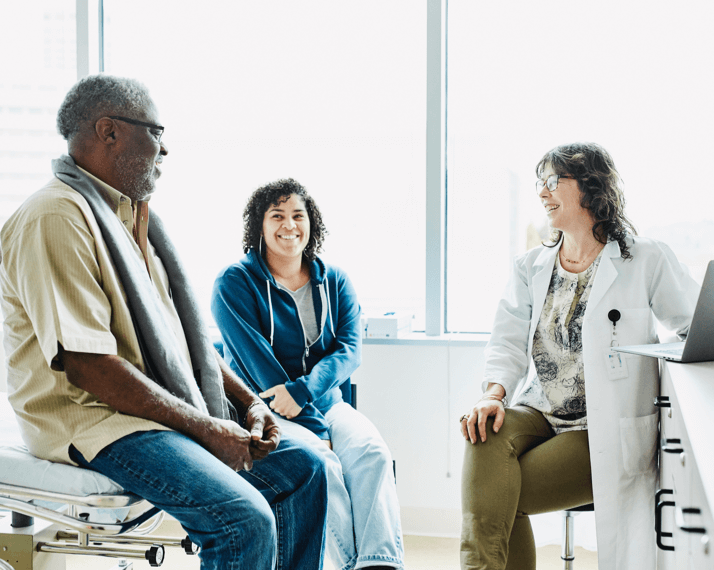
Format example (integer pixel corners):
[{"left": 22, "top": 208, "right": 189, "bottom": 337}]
[{"left": 0, "top": 396, "right": 198, "bottom": 569}]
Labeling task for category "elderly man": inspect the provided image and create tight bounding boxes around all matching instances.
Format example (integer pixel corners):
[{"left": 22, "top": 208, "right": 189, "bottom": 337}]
[{"left": 0, "top": 74, "right": 328, "bottom": 570}]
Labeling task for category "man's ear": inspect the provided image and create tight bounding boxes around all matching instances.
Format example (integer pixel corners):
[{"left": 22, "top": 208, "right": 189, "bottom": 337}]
[{"left": 95, "top": 117, "right": 117, "bottom": 145}]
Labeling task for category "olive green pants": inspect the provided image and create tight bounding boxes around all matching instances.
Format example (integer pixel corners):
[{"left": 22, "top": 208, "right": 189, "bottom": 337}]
[{"left": 460, "top": 406, "right": 593, "bottom": 570}]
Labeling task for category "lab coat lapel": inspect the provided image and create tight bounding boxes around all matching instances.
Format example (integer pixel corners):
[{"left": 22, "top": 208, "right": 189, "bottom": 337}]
[
  {"left": 531, "top": 248, "right": 556, "bottom": 321},
  {"left": 586, "top": 241, "right": 621, "bottom": 315},
  {"left": 528, "top": 246, "right": 558, "bottom": 356}
]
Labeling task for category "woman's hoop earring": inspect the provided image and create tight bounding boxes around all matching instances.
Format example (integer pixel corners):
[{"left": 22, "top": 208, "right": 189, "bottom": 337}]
[{"left": 259, "top": 235, "right": 263, "bottom": 255}]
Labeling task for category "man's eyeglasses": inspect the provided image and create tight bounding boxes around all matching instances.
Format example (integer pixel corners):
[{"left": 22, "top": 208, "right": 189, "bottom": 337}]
[
  {"left": 536, "top": 174, "right": 574, "bottom": 194},
  {"left": 108, "top": 116, "right": 164, "bottom": 143}
]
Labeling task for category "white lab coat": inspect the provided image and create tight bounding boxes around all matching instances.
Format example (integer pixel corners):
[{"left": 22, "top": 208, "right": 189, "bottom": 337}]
[{"left": 484, "top": 235, "right": 700, "bottom": 570}]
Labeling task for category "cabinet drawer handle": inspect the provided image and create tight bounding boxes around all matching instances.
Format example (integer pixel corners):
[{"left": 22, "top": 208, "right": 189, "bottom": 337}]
[
  {"left": 675, "top": 507, "right": 707, "bottom": 534},
  {"left": 655, "top": 489, "right": 675, "bottom": 551},
  {"left": 662, "top": 439, "right": 683, "bottom": 454},
  {"left": 654, "top": 396, "right": 671, "bottom": 408}
]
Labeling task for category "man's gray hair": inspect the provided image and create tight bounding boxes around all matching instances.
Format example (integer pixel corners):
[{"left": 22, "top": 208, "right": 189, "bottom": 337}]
[{"left": 56, "top": 74, "right": 153, "bottom": 141}]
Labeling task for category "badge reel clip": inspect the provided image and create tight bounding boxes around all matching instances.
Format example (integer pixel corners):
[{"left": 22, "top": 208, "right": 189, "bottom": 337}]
[
  {"left": 608, "top": 309, "right": 621, "bottom": 347},
  {"left": 606, "top": 309, "right": 628, "bottom": 380}
]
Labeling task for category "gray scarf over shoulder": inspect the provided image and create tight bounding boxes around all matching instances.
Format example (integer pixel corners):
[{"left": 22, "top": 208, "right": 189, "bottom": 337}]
[{"left": 52, "top": 155, "right": 232, "bottom": 420}]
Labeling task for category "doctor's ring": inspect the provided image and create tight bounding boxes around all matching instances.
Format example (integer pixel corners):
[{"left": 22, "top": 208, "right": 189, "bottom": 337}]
[{"left": 459, "top": 414, "right": 469, "bottom": 423}]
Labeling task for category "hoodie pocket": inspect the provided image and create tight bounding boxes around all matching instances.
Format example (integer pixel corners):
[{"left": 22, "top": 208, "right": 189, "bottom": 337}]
[{"left": 619, "top": 412, "right": 658, "bottom": 475}]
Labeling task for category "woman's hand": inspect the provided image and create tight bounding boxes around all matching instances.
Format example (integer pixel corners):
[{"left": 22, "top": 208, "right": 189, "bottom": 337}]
[
  {"left": 259, "top": 384, "right": 303, "bottom": 419},
  {"left": 460, "top": 384, "right": 506, "bottom": 444}
]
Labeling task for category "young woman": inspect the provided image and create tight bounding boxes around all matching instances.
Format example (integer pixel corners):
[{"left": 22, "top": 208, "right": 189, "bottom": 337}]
[{"left": 212, "top": 178, "right": 404, "bottom": 570}]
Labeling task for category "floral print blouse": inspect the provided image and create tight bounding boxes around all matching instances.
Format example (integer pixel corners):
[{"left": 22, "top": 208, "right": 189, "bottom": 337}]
[{"left": 512, "top": 251, "right": 602, "bottom": 434}]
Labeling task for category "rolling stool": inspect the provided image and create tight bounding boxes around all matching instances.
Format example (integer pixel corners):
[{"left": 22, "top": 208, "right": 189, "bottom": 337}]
[{"left": 561, "top": 503, "right": 594, "bottom": 569}]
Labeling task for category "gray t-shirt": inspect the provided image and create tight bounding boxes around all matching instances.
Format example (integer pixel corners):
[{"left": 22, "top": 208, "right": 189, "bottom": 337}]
[{"left": 276, "top": 281, "right": 320, "bottom": 345}]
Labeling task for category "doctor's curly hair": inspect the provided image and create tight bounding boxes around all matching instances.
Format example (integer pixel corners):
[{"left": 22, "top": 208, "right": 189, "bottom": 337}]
[
  {"left": 536, "top": 142, "right": 638, "bottom": 259},
  {"left": 242, "top": 178, "right": 327, "bottom": 262}
]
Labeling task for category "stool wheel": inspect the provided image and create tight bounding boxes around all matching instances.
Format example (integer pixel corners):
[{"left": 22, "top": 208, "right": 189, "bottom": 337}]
[
  {"left": 146, "top": 544, "right": 165, "bottom": 567},
  {"left": 181, "top": 535, "right": 199, "bottom": 555}
]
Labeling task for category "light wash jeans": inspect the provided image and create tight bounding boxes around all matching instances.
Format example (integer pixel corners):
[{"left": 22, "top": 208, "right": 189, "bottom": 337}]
[
  {"left": 70, "top": 430, "right": 328, "bottom": 570},
  {"left": 276, "top": 402, "right": 404, "bottom": 570}
]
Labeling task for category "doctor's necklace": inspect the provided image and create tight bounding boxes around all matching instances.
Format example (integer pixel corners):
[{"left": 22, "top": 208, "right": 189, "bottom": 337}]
[{"left": 561, "top": 242, "right": 603, "bottom": 265}]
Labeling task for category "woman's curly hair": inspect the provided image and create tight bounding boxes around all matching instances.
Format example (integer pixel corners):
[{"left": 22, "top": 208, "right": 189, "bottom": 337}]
[
  {"left": 536, "top": 142, "right": 637, "bottom": 259},
  {"left": 242, "top": 178, "right": 327, "bottom": 262}
]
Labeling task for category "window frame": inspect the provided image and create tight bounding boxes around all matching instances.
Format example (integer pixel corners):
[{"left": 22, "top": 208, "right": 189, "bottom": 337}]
[{"left": 85, "top": 0, "right": 453, "bottom": 336}]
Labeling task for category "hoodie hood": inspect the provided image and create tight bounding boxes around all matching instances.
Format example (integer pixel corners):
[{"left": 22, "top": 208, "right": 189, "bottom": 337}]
[{"left": 244, "top": 247, "right": 327, "bottom": 286}]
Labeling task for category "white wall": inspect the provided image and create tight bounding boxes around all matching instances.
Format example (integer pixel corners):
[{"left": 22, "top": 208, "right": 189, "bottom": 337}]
[
  {"left": 356, "top": 340, "right": 597, "bottom": 548},
  {"left": 353, "top": 340, "right": 483, "bottom": 536}
]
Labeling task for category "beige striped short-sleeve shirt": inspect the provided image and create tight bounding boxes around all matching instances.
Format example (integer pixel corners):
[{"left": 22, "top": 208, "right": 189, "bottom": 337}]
[{"left": 0, "top": 169, "right": 192, "bottom": 464}]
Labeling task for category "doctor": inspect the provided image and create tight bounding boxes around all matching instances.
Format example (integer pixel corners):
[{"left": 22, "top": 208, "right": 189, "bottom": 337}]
[{"left": 459, "top": 142, "right": 700, "bottom": 570}]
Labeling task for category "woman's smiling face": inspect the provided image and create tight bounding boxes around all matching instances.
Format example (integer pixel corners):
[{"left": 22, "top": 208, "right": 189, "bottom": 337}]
[
  {"left": 537, "top": 163, "right": 592, "bottom": 232},
  {"left": 262, "top": 194, "right": 310, "bottom": 261}
]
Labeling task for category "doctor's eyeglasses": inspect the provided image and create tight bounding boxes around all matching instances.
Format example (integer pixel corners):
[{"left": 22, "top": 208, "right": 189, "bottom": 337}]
[{"left": 536, "top": 174, "right": 574, "bottom": 194}]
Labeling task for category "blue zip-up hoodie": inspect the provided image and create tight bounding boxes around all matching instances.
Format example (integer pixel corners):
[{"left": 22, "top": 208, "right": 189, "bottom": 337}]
[{"left": 211, "top": 248, "right": 362, "bottom": 438}]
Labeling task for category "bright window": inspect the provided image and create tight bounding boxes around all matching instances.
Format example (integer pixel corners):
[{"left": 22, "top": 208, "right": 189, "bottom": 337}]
[
  {"left": 0, "top": 1, "right": 76, "bottom": 230},
  {"left": 103, "top": 1, "right": 427, "bottom": 328},
  {"left": 446, "top": 0, "right": 714, "bottom": 332}
]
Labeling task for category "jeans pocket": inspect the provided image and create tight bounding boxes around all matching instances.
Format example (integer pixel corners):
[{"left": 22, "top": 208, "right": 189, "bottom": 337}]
[{"left": 619, "top": 412, "right": 658, "bottom": 475}]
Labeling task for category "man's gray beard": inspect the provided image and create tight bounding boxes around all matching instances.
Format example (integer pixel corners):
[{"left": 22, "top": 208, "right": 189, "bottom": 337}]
[{"left": 115, "top": 153, "right": 154, "bottom": 201}]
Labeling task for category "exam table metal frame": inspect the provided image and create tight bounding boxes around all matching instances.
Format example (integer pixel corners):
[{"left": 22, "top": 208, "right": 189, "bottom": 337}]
[{"left": 0, "top": 480, "right": 198, "bottom": 569}]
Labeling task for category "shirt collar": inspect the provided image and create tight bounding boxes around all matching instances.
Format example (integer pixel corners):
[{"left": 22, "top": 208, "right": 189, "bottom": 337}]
[{"left": 76, "top": 165, "right": 139, "bottom": 212}]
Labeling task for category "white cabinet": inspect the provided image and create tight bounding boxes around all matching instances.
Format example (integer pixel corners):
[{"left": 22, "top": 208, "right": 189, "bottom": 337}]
[{"left": 657, "top": 362, "right": 714, "bottom": 569}]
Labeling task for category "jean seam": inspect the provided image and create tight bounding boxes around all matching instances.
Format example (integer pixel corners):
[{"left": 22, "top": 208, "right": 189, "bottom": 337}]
[
  {"left": 243, "top": 467, "right": 291, "bottom": 570},
  {"left": 336, "top": 553, "right": 359, "bottom": 570},
  {"left": 201, "top": 502, "right": 242, "bottom": 570},
  {"left": 329, "top": 516, "right": 355, "bottom": 563},
  {"left": 274, "top": 502, "right": 283, "bottom": 570},
  {"left": 102, "top": 447, "right": 199, "bottom": 506},
  {"left": 357, "top": 555, "right": 402, "bottom": 562},
  {"left": 102, "top": 448, "right": 243, "bottom": 569},
  {"left": 240, "top": 468, "right": 282, "bottom": 495}
]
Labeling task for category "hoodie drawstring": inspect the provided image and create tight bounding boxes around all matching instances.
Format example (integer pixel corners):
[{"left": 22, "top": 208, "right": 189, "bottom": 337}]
[
  {"left": 325, "top": 274, "right": 335, "bottom": 338},
  {"left": 266, "top": 279, "right": 275, "bottom": 346},
  {"left": 266, "top": 268, "right": 332, "bottom": 348}
]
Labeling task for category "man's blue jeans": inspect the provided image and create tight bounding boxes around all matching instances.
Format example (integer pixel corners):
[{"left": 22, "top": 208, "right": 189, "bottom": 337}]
[{"left": 70, "top": 430, "right": 328, "bottom": 570}]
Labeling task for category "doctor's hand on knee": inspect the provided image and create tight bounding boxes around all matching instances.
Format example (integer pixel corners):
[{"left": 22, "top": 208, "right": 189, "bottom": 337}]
[{"left": 460, "top": 383, "right": 506, "bottom": 444}]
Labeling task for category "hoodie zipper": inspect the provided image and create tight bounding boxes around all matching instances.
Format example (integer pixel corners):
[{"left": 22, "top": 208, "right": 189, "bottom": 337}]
[
  {"left": 273, "top": 282, "right": 322, "bottom": 375},
  {"left": 302, "top": 345, "right": 309, "bottom": 375}
]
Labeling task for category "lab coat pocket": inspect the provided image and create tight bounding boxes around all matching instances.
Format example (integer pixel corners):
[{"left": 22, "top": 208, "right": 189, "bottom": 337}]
[{"left": 619, "top": 412, "right": 658, "bottom": 476}]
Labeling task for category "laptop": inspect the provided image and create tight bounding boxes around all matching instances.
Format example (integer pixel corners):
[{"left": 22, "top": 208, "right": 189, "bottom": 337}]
[{"left": 612, "top": 260, "right": 714, "bottom": 363}]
